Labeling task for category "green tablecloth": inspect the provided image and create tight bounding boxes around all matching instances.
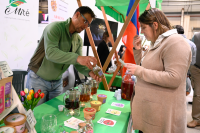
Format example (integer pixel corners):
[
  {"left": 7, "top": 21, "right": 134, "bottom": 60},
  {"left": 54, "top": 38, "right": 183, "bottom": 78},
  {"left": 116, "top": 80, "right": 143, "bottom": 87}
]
[
  {"left": 99, "top": 73, "right": 122, "bottom": 90},
  {"left": 33, "top": 90, "right": 130, "bottom": 133}
]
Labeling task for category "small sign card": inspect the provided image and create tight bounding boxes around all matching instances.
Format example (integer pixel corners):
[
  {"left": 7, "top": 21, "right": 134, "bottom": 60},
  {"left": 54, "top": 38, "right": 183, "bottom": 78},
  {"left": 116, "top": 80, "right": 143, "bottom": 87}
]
[
  {"left": 64, "top": 117, "right": 84, "bottom": 129},
  {"left": 25, "top": 109, "right": 37, "bottom": 130},
  {"left": 106, "top": 108, "right": 121, "bottom": 116},
  {"left": 111, "top": 102, "right": 124, "bottom": 108},
  {"left": 97, "top": 117, "right": 117, "bottom": 127},
  {"left": 0, "top": 61, "right": 13, "bottom": 78}
]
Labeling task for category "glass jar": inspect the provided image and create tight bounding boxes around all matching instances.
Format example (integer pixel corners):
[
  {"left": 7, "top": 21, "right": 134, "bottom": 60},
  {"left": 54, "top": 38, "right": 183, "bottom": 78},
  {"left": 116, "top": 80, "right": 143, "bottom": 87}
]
[
  {"left": 77, "top": 122, "right": 86, "bottom": 133},
  {"left": 63, "top": 87, "right": 80, "bottom": 116},
  {"left": 121, "top": 71, "right": 134, "bottom": 101},
  {"left": 84, "top": 116, "right": 94, "bottom": 133},
  {"left": 79, "top": 82, "right": 91, "bottom": 107},
  {"left": 93, "top": 65, "right": 104, "bottom": 78},
  {"left": 91, "top": 80, "right": 98, "bottom": 96}
]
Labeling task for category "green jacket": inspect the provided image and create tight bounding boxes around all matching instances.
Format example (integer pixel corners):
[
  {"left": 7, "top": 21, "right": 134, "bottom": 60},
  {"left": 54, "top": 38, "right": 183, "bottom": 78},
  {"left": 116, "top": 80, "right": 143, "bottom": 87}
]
[{"left": 28, "top": 18, "right": 90, "bottom": 81}]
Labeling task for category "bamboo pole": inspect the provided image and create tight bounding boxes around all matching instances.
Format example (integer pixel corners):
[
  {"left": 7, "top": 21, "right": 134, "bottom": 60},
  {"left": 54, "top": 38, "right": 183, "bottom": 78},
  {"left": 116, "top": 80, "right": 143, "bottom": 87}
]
[
  {"left": 102, "top": 0, "right": 140, "bottom": 72},
  {"left": 100, "top": 6, "right": 119, "bottom": 72},
  {"left": 77, "top": 0, "right": 109, "bottom": 91}
]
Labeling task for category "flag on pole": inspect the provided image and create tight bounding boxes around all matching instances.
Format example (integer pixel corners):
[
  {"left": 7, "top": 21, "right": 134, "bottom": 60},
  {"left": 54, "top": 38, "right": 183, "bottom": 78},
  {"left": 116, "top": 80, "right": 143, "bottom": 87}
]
[{"left": 122, "top": 0, "right": 140, "bottom": 76}]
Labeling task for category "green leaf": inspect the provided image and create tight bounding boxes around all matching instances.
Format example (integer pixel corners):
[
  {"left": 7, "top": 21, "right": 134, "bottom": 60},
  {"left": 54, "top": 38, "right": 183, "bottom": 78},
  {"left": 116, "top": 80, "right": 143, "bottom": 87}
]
[{"left": 8, "top": 0, "right": 27, "bottom": 7}]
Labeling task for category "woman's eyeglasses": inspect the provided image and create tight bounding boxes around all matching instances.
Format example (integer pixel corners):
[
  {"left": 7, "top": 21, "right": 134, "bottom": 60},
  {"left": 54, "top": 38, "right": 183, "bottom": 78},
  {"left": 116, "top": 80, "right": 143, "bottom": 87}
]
[{"left": 81, "top": 14, "right": 91, "bottom": 27}]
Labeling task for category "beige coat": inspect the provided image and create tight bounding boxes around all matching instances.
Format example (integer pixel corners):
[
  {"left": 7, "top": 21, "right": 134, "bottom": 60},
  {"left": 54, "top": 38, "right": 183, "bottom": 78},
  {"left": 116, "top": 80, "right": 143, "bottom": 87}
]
[{"left": 132, "top": 34, "right": 191, "bottom": 133}]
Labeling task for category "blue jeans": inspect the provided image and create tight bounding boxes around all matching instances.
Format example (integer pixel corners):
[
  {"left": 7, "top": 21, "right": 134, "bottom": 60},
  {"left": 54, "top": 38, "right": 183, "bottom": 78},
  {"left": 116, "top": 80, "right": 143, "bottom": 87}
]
[{"left": 26, "top": 70, "right": 63, "bottom": 106}]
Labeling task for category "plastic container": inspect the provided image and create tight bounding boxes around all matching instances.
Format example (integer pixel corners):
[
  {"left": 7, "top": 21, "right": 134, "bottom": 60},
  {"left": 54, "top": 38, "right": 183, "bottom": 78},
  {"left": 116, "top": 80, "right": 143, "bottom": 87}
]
[
  {"left": 4, "top": 113, "right": 27, "bottom": 133},
  {"left": 0, "top": 126, "right": 16, "bottom": 133},
  {"left": 121, "top": 72, "right": 134, "bottom": 101},
  {"left": 97, "top": 94, "right": 107, "bottom": 104},
  {"left": 83, "top": 107, "right": 96, "bottom": 120},
  {"left": 90, "top": 101, "right": 102, "bottom": 112}
]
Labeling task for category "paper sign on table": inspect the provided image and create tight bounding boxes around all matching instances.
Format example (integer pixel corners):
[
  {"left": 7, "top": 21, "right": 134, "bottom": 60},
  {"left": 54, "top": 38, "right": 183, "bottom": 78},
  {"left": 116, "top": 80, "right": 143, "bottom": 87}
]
[
  {"left": 64, "top": 117, "right": 84, "bottom": 129},
  {"left": 111, "top": 102, "right": 124, "bottom": 108},
  {"left": 106, "top": 108, "right": 121, "bottom": 116},
  {"left": 97, "top": 117, "right": 117, "bottom": 127}
]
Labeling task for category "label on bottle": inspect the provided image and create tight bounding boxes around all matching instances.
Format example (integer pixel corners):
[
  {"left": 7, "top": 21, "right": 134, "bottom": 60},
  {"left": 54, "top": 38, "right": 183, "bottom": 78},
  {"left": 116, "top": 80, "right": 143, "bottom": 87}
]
[{"left": 98, "top": 70, "right": 103, "bottom": 76}]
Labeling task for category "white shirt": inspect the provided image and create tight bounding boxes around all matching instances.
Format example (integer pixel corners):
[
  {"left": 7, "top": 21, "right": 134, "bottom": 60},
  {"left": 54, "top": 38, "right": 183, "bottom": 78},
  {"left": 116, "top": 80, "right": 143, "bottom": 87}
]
[{"left": 141, "top": 29, "right": 177, "bottom": 63}]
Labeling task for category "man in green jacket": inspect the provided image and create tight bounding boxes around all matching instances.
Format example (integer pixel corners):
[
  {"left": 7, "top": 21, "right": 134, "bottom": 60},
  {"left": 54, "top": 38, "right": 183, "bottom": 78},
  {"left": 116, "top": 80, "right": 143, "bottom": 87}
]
[{"left": 26, "top": 6, "right": 99, "bottom": 105}]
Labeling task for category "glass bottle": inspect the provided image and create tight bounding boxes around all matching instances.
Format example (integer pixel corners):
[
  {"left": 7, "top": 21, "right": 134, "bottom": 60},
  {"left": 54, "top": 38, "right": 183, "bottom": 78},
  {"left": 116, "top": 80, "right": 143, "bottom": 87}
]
[
  {"left": 121, "top": 71, "right": 134, "bottom": 101},
  {"left": 91, "top": 80, "right": 98, "bottom": 96},
  {"left": 77, "top": 122, "right": 86, "bottom": 133},
  {"left": 84, "top": 116, "right": 94, "bottom": 133},
  {"left": 93, "top": 65, "right": 104, "bottom": 78},
  {"left": 63, "top": 87, "right": 80, "bottom": 116}
]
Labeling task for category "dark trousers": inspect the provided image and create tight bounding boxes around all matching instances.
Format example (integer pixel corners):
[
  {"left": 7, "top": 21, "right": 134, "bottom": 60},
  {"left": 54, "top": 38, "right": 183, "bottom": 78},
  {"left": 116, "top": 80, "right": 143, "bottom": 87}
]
[{"left": 139, "top": 130, "right": 143, "bottom": 133}]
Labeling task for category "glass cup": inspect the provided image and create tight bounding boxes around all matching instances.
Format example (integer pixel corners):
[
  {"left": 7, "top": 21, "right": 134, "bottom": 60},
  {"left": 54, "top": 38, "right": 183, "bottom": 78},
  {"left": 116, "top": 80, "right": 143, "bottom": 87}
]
[{"left": 41, "top": 114, "right": 57, "bottom": 133}]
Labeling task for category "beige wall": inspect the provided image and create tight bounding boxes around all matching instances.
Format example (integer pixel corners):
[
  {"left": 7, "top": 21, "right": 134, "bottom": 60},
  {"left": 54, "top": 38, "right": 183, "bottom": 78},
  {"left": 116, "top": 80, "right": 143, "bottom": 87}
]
[{"left": 167, "top": 16, "right": 200, "bottom": 39}]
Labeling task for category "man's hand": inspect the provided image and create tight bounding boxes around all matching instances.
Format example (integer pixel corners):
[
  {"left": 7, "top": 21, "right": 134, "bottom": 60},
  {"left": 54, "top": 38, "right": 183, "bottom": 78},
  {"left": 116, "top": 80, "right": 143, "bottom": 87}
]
[
  {"left": 77, "top": 56, "right": 97, "bottom": 70},
  {"left": 89, "top": 71, "right": 102, "bottom": 82}
]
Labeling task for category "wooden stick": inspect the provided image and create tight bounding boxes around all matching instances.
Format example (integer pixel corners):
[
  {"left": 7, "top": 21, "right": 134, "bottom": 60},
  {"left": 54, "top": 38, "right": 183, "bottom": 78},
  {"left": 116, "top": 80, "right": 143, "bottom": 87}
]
[
  {"left": 146, "top": 3, "right": 151, "bottom": 10},
  {"left": 108, "top": 64, "right": 121, "bottom": 88},
  {"left": 77, "top": 0, "right": 109, "bottom": 91},
  {"left": 101, "top": 6, "right": 119, "bottom": 72},
  {"left": 77, "top": 0, "right": 82, "bottom": 7},
  {"left": 108, "top": 53, "right": 125, "bottom": 88},
  {"left": 102, "top": 0, "right": 140, "bottom": 72}
]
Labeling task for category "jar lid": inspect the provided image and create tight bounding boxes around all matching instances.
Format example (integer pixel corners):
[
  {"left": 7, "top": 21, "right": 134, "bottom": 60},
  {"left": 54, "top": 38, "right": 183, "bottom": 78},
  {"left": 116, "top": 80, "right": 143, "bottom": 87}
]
[
  {"left": 70, "top": 131, "right": 78, "bottom": 133},
  {"left": 90, "top": 101, "right": 102, "bottom": 106},
  {"left": 83, "top": 107, "right": 96, "bottom": 113},
  {"left": 97, "top": 94, "right": 107, "bottom": 98},
  {"left": 78, "top": 122, "right": 86, "bottom": 127},
  {"left": 85, "top": 116, "right": 92, "bottom": 120},
  {"left": 4, "top": 113, "right": 27, "bottom": 126},
  {"left": 0, "top": 126, "right": 16, "bottom": 133}
]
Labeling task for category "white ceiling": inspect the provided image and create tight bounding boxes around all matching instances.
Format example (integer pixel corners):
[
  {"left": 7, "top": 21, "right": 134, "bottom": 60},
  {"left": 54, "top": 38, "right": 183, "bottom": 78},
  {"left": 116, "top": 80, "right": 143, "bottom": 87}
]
[{"left": 162, "top": 0, "right": 200, "bottom": 14}]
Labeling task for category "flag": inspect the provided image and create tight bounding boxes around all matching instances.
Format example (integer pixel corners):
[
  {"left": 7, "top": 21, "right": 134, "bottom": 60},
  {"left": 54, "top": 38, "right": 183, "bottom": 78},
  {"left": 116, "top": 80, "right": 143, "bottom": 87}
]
[{"left": 122, "top": 0, "right": 140, "bottom": 77}]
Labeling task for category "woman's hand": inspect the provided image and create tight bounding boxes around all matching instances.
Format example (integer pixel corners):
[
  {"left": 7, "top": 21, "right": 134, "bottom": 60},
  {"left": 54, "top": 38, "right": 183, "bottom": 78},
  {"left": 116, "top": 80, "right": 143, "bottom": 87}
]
[
  {"left": 133, "top": 35, "right": 142, "bottom": 50},
  {"left": 125, "top": 63, "right": 138, "bottom": 75}
]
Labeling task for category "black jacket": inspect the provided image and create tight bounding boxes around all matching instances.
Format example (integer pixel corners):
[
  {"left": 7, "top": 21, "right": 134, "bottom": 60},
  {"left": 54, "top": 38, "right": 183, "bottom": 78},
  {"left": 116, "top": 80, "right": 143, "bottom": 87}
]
[{"left": 97, "top": 40, "right": 112, "bottom": 72}]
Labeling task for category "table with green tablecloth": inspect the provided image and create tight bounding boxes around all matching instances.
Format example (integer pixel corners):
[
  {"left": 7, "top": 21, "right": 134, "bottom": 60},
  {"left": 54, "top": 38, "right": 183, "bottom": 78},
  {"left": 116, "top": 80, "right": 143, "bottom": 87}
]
[
  {"left": 99, "top": 73, "right": 122, "bottom": 90},
  {"left": 33, "top": 90, "right": 131, "bottom": 133}
]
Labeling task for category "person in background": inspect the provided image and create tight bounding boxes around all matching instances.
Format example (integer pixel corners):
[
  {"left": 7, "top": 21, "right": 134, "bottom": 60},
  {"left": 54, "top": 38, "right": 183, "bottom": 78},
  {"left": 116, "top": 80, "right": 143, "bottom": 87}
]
[
  {"left": 125, "top": 8, "right": 191, "bottom": 133},
  {"left": 174, "top": 25, "right": 197, "bottom": 96},
  {"left": 26, "top": 6, "right": 101, "bottom": 106},
  {"left": 187, "top": 32, "right": 200, "bottom": 128},
  {"left": 97, "top": 31, "right": 112, "bottom": 72},
  {"left": 118, "top": 45, "right": 126, "bottom": 59}
]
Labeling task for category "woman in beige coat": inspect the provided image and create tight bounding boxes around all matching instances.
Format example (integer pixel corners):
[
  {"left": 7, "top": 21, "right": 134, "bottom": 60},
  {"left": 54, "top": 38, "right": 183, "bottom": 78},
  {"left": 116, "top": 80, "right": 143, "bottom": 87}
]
[{"left": 125, "top": 8, "right": 191, "bottom": 133}]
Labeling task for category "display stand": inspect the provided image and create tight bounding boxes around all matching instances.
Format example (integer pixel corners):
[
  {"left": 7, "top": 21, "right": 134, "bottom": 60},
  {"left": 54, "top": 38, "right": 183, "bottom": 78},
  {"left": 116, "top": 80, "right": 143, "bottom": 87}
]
[
  {"left": 77, "top": 0, "right": 140, "bottom": 90},
  {"left": 0, "top": 61, "right": 36, "bottom": 133}
]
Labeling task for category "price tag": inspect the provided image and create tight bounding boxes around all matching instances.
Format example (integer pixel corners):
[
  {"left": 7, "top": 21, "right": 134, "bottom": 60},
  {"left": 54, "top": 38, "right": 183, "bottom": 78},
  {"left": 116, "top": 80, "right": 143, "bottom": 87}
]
[
  {"left": 0, "top": 61, "right": 13, "bottom": 78},
  {"left": 25, "top": 109, "right": 37, "bottom": 129}
]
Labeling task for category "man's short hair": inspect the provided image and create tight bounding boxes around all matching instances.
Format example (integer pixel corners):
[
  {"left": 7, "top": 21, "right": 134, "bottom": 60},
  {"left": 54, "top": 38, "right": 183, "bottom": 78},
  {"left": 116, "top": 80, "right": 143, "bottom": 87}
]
[
  {"left": 174, "top": 25, "right": 184, "bottom": 34},
  {"left": 74, "top": 6, "right": 96, "bottom": 19}
]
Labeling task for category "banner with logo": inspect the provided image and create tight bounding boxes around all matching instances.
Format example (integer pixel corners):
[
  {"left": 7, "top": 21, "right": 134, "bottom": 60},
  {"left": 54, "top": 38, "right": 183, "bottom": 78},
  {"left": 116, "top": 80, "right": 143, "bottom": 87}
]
[
  {"left": 0, "top": 0, "right": 39, "bottom": 70},
  {"left": 48, "top": 0, "right": 69, "bottom": 23}
]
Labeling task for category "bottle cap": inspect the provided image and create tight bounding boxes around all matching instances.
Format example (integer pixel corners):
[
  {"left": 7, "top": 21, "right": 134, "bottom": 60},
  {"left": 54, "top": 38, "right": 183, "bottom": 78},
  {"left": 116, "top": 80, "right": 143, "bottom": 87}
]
[
  {"left": 85, "top": 116, "right": 92, "bottom": 120},
  {"left": 78, "top": 122, "right": 86, "bottom": 127}
]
